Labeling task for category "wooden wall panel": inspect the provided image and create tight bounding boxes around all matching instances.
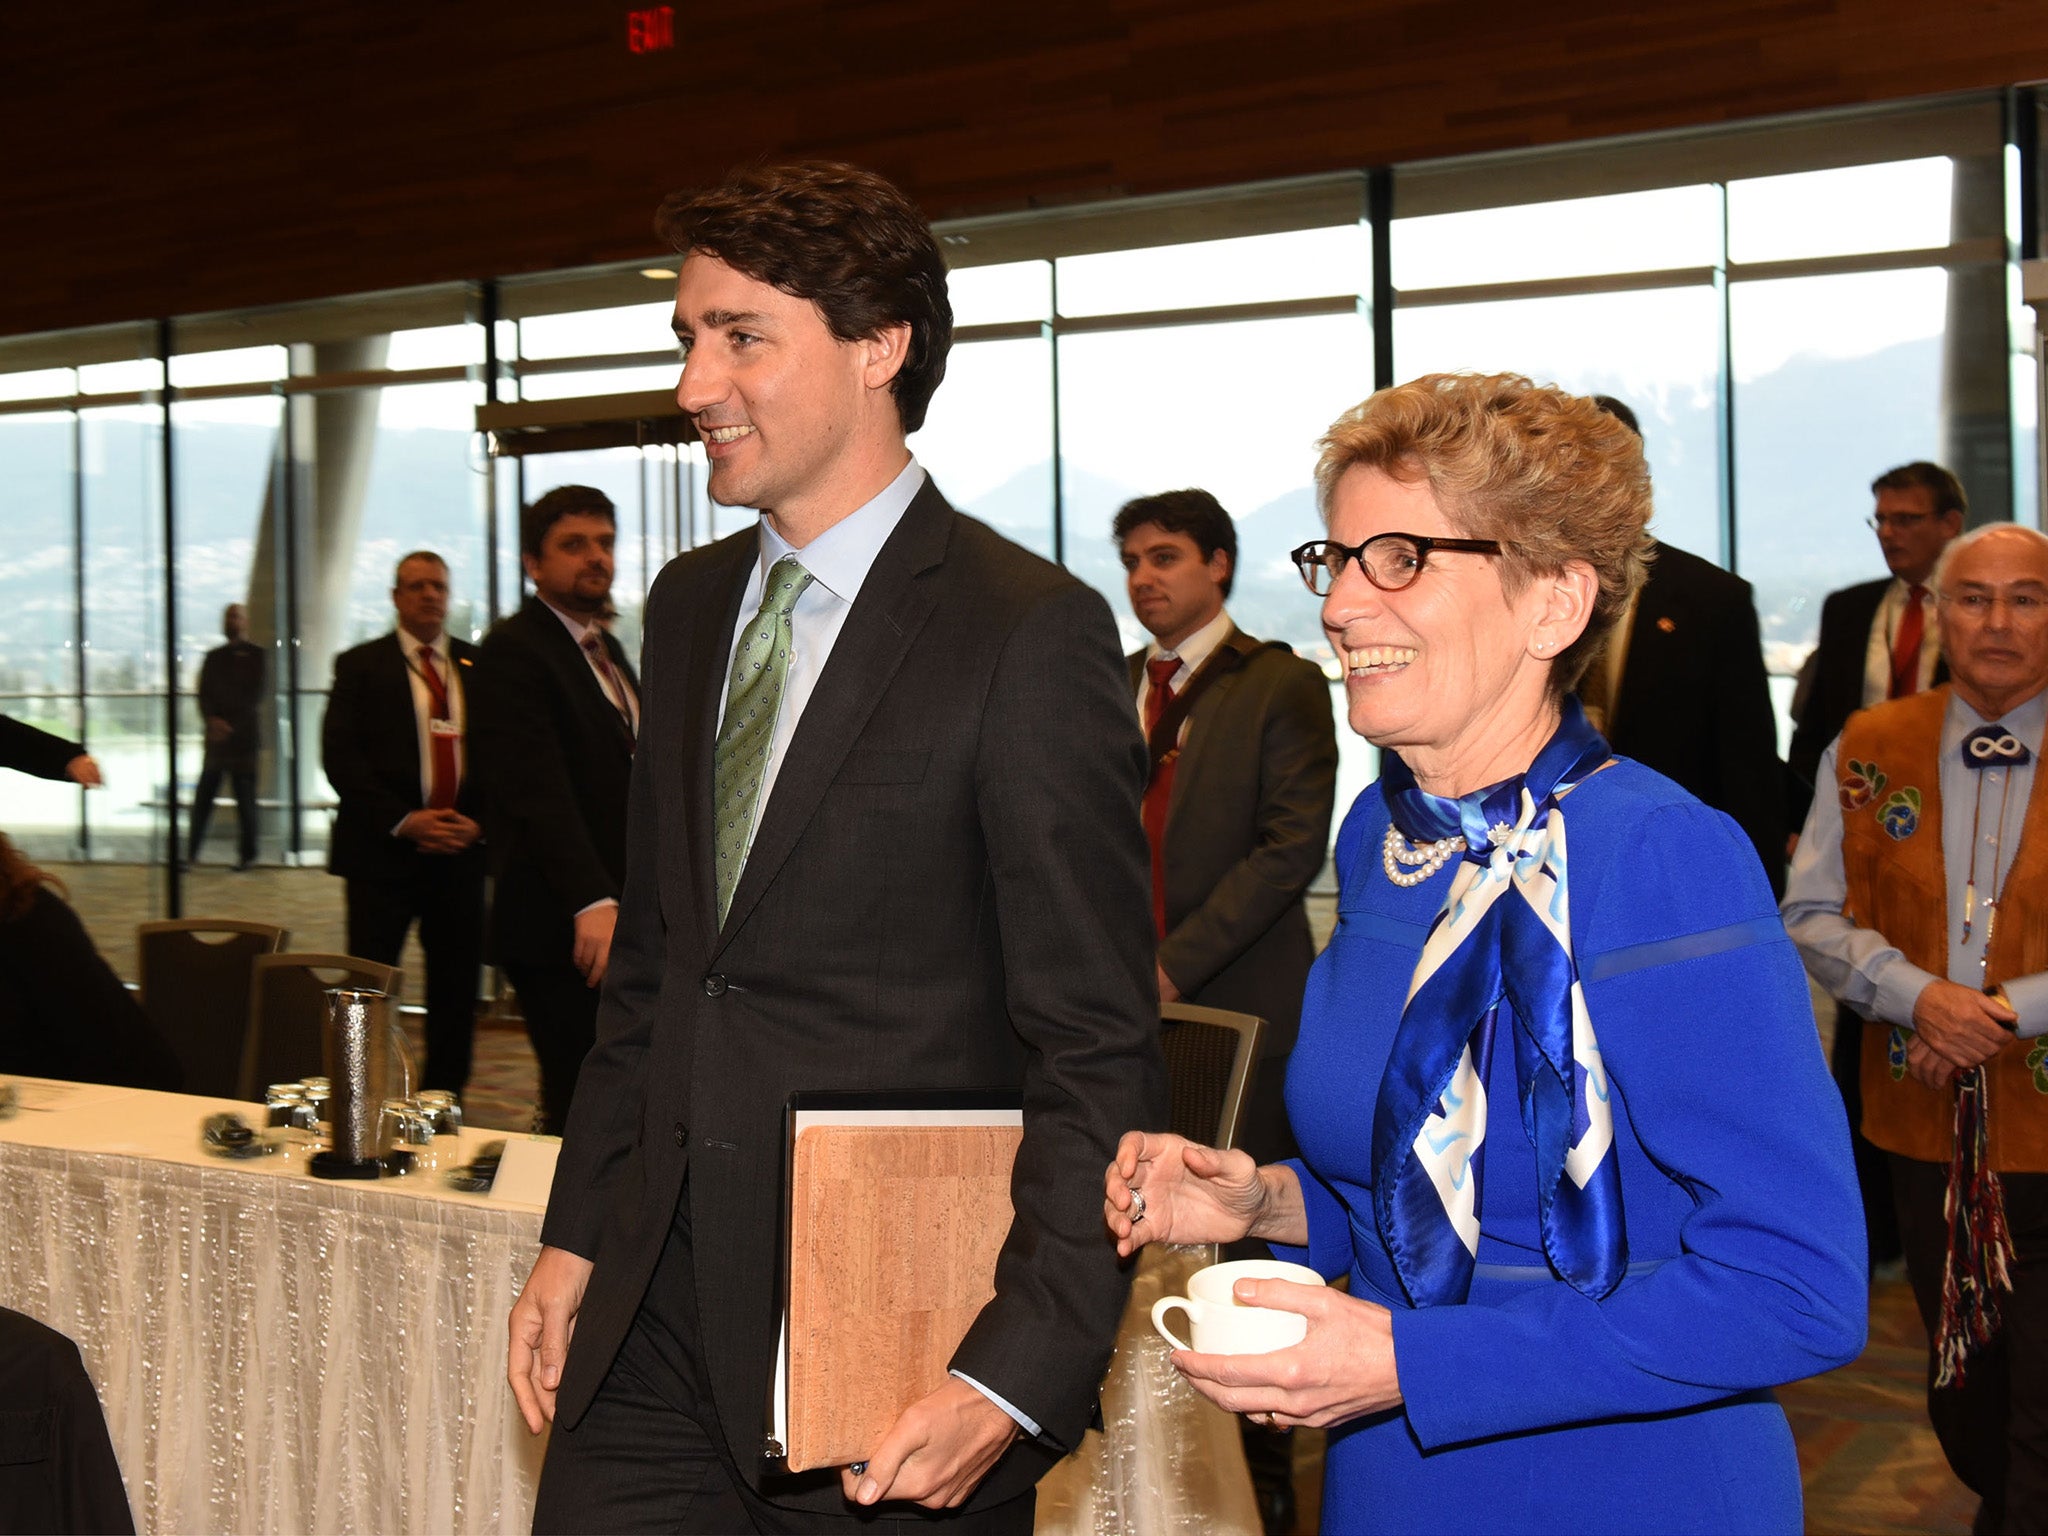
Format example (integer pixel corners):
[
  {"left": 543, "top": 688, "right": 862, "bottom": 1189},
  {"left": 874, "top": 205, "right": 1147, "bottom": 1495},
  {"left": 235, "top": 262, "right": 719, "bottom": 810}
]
[{"left": 3, "top": 0, "right": 2046, "bottom": 340}]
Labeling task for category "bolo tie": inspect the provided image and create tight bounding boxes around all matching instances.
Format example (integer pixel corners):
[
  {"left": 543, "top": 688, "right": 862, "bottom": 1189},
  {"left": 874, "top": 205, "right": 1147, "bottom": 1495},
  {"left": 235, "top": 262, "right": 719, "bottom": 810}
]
[{"left": 1960, "top": 724, "right": 2031, "bottom": 951}]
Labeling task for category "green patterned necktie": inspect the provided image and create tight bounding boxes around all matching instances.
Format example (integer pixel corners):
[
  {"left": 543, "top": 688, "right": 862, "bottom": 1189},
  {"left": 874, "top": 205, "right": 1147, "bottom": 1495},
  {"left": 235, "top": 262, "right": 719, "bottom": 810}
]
[{"left": 713, "top": 555, "right": 814, "bottom": 924}]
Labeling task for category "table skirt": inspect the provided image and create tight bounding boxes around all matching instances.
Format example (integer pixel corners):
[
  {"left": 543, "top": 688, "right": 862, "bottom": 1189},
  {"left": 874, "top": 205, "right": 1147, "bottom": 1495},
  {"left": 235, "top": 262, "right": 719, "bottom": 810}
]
[{"left": 0, "top": 1141, "right": 544, "bottom": 1534}]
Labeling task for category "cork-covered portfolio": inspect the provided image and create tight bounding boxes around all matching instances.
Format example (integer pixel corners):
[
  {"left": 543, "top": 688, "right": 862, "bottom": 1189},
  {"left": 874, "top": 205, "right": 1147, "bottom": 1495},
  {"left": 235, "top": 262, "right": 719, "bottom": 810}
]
[{"left": 774, "top": 1104, "right": 1024, "bottom": 1473}]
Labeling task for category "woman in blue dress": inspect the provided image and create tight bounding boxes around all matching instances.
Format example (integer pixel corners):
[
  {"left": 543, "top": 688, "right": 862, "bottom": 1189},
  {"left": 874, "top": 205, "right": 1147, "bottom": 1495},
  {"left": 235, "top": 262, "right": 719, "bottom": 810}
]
[{"left": 1105, "top": 373, "right": 1866, "bottom": 1534}]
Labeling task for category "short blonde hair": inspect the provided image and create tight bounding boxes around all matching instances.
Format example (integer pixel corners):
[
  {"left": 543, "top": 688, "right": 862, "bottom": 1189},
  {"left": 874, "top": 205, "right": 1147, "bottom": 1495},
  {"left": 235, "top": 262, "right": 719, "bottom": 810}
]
[{"left": 1315, "top": 373, "right": 1654, "bottom": 695}]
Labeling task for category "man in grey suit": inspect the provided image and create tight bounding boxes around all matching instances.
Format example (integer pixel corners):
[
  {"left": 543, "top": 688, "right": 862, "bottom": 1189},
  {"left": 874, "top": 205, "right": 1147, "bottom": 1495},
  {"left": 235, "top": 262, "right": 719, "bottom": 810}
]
[
  {"left": 1117, "top": 490, "right": 1337, "bottom": 1171},
  {"left": 508, "top": 162, "right": 1166, "bottom": 1533},
  {"left": 1117, "top": 489, "right": 1336, "bottom": 1535}
]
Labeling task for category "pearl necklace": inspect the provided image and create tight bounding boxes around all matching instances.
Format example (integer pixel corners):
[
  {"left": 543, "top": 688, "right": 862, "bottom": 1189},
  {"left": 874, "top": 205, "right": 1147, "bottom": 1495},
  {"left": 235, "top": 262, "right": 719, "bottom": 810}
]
[{"left": 1382, "top": 824, "right": 1465, "bottom": 887}]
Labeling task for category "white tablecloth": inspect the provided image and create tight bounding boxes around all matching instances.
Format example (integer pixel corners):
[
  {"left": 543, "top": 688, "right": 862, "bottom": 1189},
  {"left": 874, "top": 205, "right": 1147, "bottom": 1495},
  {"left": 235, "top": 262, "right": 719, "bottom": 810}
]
[
  {"left": 0, "top": 1079, "right": 546, "bottom": 1534},
  {"left": 0, "top": 1080, "right": 1255, "bottom": 1534},
  {"left": 1035, "top": 1245, "right": 1261, "bottom": 1536}
]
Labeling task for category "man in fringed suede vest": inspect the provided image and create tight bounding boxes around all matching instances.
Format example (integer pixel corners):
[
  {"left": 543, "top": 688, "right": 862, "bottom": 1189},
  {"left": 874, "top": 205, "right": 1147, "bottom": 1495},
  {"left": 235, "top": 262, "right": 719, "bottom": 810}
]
[{"left": 1785, "top": 523, "right": 2048, "bottom": 1535}]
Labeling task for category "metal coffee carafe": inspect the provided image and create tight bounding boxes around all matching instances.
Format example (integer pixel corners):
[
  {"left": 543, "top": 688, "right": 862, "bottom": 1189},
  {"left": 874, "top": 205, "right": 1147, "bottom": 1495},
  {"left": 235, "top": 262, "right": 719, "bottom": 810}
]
[{"left": 309, "top": 987, "right": 391, "bottom": 1179}]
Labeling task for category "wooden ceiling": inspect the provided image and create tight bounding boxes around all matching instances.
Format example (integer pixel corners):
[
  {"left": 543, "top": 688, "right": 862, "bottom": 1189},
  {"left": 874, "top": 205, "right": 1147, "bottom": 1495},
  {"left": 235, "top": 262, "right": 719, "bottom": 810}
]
[{"left": 5, "top": 0, "right": 2047, "bottom": 341}]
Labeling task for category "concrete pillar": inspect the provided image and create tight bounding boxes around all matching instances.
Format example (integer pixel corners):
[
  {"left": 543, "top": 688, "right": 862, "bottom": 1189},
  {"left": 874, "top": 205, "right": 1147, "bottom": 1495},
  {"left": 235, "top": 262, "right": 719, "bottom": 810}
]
[
  {"left": 1941, "top": 153, "right": 2014, "bottom": 527},
  {"left": 246, "top": 336, "right": 387, "bottom": 846},
  {"left": 2023, "top": 261, "right": 2048, "bottom": 524}
]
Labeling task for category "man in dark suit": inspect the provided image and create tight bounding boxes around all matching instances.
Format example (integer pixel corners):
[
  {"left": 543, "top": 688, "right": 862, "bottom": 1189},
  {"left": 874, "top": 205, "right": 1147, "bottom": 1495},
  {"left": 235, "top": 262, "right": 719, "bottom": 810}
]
[
  {"left": 0, "top": 717, "right": 99, "bottom": 786},
  {"left": 322, "top": 550, "right": 486, "bottom": 1096},
  {"left": 508, "top": 162, "right": 1166, "bottom": 1534},
  {"left": 470, "top": 487, "right": 637, "bottom": 1136},
  {"left": 1115, "top": 489, "right": 1336, "bottom": 1165},
  {"left": 1784, "top": 458, "right": 1964, "bottom": 1275},
  {"left": 1579, "top": 400, "right": 1788, "bottom": 896},
  {"left": 1787, "top": 460, "right": 1965, "bottom": 828},
  {"left": 1117, "top": 487, "right": 1335, "bottom": 1536},
  {"left": 188, "top": 603, "right": 265, "bottom": 869}
]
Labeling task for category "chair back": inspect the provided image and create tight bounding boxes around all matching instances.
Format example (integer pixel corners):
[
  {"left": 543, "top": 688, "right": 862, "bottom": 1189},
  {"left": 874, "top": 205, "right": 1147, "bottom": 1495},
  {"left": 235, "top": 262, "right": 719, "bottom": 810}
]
[
  {"left": 136, "top": 919, "right": 289, "bottom": 1099},
  {"left": 242, "top": 954, "right": 402, "bottom": 1100},
  {"left": 1159, "top": 1002, "right": 1265, "bottom": 1151}
]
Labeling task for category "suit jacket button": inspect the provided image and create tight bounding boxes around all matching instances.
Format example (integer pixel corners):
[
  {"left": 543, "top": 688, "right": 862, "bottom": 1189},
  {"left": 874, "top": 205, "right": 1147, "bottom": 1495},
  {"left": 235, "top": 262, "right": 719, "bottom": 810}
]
[
  {"left": 673, "top": 1122, "right": 688, "bottom": 1148},
  {"left": 702, "top": 974, "right": 727, "bottom": 997}
]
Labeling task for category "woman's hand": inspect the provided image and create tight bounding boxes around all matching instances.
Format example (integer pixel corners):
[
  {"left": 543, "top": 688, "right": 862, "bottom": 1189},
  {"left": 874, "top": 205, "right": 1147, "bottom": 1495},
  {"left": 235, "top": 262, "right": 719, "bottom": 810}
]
[
  {"left": 1170, "top": 1280, "right": 1402, "bottom": 1430},
  {"left": 1103, "top": 1130, "right": 1281, "bottom": 1256}
]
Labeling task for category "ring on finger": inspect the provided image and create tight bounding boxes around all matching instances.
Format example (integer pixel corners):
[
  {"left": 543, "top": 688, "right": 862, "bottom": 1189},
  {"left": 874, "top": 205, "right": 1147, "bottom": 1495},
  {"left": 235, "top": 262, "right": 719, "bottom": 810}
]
[{"left": 1127, "top": 1187, "right": 1147, "bottom": 1223}]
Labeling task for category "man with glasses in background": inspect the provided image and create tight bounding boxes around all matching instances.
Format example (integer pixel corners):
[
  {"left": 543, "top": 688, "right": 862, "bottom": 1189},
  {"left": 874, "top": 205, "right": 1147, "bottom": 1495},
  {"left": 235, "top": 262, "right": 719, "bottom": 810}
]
[
  {"left": 1787, "top": 459, "right": 1966, "bottom": 1281},
  {"left": 1784, "top": 523, "right": 2048, "bottom": 1535},
  {"left": 323, "top": 551, "right": 486, "bottom": 1098}
]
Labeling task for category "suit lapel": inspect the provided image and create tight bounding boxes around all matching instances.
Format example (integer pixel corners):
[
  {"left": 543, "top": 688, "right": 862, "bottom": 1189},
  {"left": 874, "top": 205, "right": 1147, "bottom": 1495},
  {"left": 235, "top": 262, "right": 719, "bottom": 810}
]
[
  {"left": 712, "top": 485, "right": 950, "bottom": 955},
  {"left": 1166, "top": 626, "right": 1253, "bottom": 824},
  {"left": 1609, "top": 582, "right": 1662, "bottom": 734},
  {"left": 526, "top": 597, "right": 636, "bottom": 757},
  {"left": 378, "top": 634, "right": 421, "bottom": 776},
  {"left": 682, "top": 537, "right": 760, "bottom": 955}
]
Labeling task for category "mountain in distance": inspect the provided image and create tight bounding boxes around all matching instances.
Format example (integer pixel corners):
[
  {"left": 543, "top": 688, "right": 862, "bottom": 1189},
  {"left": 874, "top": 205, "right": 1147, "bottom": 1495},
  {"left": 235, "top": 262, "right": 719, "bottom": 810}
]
[{"left": 0, "top": 332, "right": 1964, "bottom": 700}]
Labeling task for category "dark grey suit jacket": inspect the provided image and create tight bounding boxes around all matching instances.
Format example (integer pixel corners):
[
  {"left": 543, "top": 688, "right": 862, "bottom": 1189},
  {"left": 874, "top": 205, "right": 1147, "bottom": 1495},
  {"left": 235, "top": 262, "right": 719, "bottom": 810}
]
[
  {"left": 321, "top": 631, "right": 485, "bottom": 883},
  {"left": 1594, "top": 543, "right": 1788, "bottom": 897},
  {"left": 471, "top": 599, "right": 637, "bottom": 965},
  {"left": 1133, "top": 628, "right": 1337, "bottom": 1058},
  {"left": 0, "top": 716, "right": 83, "bottom": 782},
  {"left": 1785, "top": 576, "right": 1947, "bottom": 830},
  {"left": 542, "top": 481, "right": 1168, "bottom": 1515}
]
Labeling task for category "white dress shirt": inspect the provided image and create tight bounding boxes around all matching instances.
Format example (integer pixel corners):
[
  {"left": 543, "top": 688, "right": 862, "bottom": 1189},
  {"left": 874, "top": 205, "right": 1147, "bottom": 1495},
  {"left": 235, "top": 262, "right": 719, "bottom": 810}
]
[
  {"left": 397, "top": 627, "right": 466, "bottom": 813},
  {"left": 543, "top": 600, "right": 639, "bottom": 735},
  {"left": 1783, "top": 687, "right": 2048, "bottom": 1037},
  {"left": 1135, "top": 606, "right": 1235, "bottom": 743},
  {"left": 717, "top": 456, "right": 925, "bottom": 860},
  {"left": 1860, "top": 576, "right": 1944, "bottom": 706}
]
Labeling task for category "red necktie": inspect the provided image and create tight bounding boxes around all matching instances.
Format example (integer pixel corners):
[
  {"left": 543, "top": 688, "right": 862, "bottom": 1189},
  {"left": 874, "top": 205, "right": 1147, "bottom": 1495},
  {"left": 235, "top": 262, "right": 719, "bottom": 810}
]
[
  {"left": 416, "top": 646, "right": 459, "bottom": 810},
  {"left": 1142, "top": 657, "right": 1180, "bottom": 940},
  {"left": 1889, "top": 585, "right": 1928, "bottom": 700},
  {"left": 582, "top": 633, "right": 637, "bottom": 742}
]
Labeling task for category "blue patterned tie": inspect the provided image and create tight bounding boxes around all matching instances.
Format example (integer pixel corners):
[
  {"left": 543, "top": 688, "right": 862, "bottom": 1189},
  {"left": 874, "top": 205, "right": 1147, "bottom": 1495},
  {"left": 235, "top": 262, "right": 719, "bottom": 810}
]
[{"left": 712, "top": 557, "right": 813, "bottom": 925}]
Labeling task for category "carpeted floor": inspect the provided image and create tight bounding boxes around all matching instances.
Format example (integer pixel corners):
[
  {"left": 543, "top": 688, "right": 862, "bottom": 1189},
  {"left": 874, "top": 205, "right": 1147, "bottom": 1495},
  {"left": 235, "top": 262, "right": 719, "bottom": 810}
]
[
  {"left": 49, "top": 862, "right": 1991, "bottom": 1531},
  {"left": 1784, "top": 1280, "right": 1980, "bottom": 1534}
]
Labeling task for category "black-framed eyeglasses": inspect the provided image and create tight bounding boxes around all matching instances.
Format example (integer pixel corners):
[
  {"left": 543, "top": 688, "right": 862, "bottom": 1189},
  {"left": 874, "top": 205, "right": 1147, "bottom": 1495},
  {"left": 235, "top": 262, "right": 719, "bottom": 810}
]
[
  {"left": 1290, "top": 533, "right": 1505, "bottom": 596},
  {"left": 1868, "top": 511, "right": 1933, "bottom": 533}
]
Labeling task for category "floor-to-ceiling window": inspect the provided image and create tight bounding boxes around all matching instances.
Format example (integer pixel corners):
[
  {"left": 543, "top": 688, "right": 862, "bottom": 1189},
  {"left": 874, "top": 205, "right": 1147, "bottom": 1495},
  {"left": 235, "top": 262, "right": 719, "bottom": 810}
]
[{"left": 1, "top": 91, "right": 2038, "bottom": 913}]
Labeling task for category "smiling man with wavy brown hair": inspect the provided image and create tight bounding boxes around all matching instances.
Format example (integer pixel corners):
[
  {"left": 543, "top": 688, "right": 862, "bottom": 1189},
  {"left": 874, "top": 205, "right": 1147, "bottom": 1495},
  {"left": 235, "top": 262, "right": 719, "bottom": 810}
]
[{"left": 511, "top": 162, "right": 1166, "bottom": 1534}]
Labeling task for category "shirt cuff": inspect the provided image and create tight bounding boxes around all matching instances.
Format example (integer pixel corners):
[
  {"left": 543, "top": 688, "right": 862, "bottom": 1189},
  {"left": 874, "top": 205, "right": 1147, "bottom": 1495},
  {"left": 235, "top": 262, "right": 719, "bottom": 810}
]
[
  {"left": 1873, "top": 956, "right": 1944, "bottom": 1031},
  {"left": 573, "top": 897, "right": 620, "bottom": 918},
  {"left": 2002, "top": 972, "right": 2048, "bottom": 1039},
  {"left": 948, "top": 1371, "right": 1042, "bottom": 1438}
]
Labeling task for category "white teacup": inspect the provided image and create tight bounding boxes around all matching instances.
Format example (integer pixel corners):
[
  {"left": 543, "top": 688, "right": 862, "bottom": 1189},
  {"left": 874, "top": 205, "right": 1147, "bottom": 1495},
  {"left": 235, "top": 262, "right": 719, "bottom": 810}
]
[{"left": 1150, "top": 1259, "right": 1325, "bottom": 1354}]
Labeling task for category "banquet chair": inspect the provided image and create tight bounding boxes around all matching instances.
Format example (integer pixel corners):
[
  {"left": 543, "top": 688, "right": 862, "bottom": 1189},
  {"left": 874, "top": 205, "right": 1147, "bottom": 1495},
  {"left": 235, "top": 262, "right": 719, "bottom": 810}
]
[
  {"left": 136, "top": 919, "right": 289, "bottom": 1099},
  {"left": 240, "top": 954, "right": 402, "bottom": 1100},
  {"left": 1159, "top": 1002, "right": 1265, "bottom": 1152}
]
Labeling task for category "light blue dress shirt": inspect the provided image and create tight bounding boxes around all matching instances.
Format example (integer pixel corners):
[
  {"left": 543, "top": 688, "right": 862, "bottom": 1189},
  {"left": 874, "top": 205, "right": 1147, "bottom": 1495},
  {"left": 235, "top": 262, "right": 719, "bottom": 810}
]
[
  {"left": 718, "top": 457, "right": 925, "bottom": 861},
  {"left": 1783, "top": 687, "right": 2048, "bottom": 1037},
  {"left": 719, "top": 456, "right": 1043, "bottom": 1439}
]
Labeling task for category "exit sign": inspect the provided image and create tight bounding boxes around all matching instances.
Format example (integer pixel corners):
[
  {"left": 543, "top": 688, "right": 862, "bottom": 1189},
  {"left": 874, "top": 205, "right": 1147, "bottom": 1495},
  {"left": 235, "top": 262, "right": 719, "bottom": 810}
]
[{"left": 627, "top": 6, "right": 674, "bottom": 52}]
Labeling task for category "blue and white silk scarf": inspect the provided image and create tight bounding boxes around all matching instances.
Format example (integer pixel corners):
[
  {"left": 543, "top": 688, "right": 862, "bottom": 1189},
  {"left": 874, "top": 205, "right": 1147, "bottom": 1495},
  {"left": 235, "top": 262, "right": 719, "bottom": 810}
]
[{"left": 1371, "top": 697, "right": 1627, "bottom": 1307}]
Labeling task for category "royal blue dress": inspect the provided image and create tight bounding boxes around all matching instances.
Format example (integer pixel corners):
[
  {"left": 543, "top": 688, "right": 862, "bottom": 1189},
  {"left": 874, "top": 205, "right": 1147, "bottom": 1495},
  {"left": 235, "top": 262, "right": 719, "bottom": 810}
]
[{"left": 1272, "top": 760, "right": 1866, "bottom": 1535}]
